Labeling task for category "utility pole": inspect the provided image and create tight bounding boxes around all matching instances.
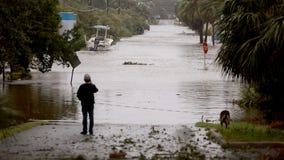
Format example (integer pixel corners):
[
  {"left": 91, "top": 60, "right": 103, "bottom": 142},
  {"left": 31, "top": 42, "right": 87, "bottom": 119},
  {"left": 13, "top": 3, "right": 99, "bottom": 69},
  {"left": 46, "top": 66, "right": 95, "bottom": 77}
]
[
  {"left": 118, "top": 0, "right": 121, "bottom": 14},
  {"left": 106, "top": 0, "right": 109, "bottom": 15}
]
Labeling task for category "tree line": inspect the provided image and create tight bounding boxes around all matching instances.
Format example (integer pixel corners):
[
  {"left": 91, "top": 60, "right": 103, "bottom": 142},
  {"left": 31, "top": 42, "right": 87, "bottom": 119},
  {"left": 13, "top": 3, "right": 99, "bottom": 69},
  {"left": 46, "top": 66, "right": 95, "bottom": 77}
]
[
  {"left": 79, "top": 0, "right": 178, "bottom": 19},
  {"left": 60, "top": 0, "right": 151, "bottom": 42},
  {"left": 176, "top": 0, "right": 219, "bottom": 44},
  {"left": 177, "top": 0, "right": 284, "bottom": 124}
]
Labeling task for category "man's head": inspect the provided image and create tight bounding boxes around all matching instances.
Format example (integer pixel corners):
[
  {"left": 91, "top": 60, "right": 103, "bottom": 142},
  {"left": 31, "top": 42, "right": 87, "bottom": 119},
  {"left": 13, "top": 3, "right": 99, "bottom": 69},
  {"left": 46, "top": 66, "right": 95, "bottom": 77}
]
[{"left": 84, "top": 74, "right": 91, "bottom": 83}]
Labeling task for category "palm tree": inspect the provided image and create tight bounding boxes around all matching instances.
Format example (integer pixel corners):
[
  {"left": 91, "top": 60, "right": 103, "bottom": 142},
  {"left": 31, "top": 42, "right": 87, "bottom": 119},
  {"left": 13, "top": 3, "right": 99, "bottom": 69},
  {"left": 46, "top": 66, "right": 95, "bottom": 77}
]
[
  {"left": 177, "top": 0, "right": 223, "bottom": 44},
  {"left": 199, "top": 0, "right": 224, "bottom": 45},
  {"left": 177, "top": 0, "right": 204, "bottom": 43},
  {"left": 217, "top": 0, "right": 283, "bottom": 82},
  {"left": 216, "top": 0, "right": 284, "bottom": 121}
]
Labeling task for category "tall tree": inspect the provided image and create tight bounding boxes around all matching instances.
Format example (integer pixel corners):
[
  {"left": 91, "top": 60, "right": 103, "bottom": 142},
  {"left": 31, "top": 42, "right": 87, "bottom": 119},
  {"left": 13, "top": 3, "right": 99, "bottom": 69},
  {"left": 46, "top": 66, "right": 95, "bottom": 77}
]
[
  {"left": 177, "top": 0, "right": 204, "bottom": 43},
  {"left": 216, "top": 0, "right": 284, "bottom": 121},
  {"left": 177, "top": 0, "right": 221, "bottom": 44},
  {"left": 0, "top": 0, "right": 32, "bottom": 74},
  {"left": 0, "top": 0, "right": 84, "bottom": 79},
  {"left": 199, "top": 0, "right": 223, "bottom": 45}
]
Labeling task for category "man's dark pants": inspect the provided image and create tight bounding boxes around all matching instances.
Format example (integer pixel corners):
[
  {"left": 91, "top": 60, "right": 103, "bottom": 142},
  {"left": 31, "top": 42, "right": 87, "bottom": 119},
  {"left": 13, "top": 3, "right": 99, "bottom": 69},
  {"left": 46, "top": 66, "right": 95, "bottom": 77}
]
[{"left": 81, "top": 104, "right": 94, "bottom": 134}]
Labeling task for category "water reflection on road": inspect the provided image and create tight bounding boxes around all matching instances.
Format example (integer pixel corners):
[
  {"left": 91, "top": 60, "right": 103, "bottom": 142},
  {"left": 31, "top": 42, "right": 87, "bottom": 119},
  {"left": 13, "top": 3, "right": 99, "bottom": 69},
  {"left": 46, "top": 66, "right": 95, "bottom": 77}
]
[{"left": 0, "top": 21, "right": 243, "bottom": 125}]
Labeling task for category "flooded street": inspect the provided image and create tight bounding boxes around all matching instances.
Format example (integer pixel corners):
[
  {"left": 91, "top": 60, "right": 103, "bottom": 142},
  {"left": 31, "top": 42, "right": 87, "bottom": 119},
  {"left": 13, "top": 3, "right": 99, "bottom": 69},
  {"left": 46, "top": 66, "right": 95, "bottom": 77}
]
[
  {"left": 1, "top": 20, "right": 270, "bottom": 160},
  {"left": 1, "top": 20, "right": 243, "bottom": 125}
]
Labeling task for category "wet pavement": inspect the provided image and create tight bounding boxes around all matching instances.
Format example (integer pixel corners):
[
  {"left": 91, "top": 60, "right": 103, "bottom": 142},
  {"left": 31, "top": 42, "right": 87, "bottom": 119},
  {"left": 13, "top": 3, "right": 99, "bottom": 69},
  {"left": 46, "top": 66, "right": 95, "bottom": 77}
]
[{"left": 0, "top": 121, "right": 266, "bottom": 160}]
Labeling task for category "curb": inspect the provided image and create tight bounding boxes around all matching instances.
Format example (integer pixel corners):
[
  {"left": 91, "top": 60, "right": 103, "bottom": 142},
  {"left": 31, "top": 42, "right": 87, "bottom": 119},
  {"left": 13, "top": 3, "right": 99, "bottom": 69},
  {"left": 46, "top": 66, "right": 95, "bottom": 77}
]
[{"left": 209, "top": 129, "right": 284, "bottom": 148}]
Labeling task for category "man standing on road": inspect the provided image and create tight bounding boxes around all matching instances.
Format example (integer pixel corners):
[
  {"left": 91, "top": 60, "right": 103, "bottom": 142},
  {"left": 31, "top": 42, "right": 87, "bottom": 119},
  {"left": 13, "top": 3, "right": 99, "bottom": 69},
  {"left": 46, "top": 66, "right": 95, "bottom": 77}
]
[{"left": 77, "top": 74, "right": 98, "bottom": 135}]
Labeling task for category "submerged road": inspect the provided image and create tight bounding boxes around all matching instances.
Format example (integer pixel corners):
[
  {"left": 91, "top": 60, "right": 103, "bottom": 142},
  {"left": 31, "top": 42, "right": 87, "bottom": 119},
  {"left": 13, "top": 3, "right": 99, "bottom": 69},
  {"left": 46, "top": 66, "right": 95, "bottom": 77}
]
[
  {"left": 2, "top": 20, "right": 243, "bottom": 124},
  {"left": 0, "top": 20, "right": 271, "bottom": 160},
  {"left": 74, "top": 20, "right": 243, "bottom": 124}
]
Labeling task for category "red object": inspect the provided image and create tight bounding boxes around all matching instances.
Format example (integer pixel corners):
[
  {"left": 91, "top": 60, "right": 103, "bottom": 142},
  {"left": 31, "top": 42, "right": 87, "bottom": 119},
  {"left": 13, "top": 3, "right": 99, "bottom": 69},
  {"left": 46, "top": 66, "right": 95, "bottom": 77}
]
[{"left": 203, "top": 42, "right": 208, "bottom": 54}]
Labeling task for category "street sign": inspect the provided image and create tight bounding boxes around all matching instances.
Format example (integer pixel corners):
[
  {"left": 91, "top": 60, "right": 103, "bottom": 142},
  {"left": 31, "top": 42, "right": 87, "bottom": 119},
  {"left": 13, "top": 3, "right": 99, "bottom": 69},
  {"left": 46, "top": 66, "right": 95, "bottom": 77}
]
[
  {"left": 203, "top": 42, "right": 208, "bottom": 54},
  {"left": 70, "top": 53, "right": 81, "bottom": 85},
  {"left": 70, "top": 54, "right": 81, "bottom": 68}
]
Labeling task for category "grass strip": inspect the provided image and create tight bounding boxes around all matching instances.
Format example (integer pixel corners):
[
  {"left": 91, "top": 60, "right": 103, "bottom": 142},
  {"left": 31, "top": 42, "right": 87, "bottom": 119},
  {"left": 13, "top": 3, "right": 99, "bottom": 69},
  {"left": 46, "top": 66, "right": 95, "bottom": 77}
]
[
  {"left": 0, "top": 121, "right": 46, "bottom": 140},
  {"left": 196, "top": 122, "right": 284, "bottom": 142}
]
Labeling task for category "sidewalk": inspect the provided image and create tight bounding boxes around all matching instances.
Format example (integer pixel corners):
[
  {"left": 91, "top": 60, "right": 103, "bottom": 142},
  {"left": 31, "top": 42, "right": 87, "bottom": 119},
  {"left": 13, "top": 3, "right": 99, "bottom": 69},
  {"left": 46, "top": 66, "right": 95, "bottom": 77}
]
[{"left": 0, "top": 121, "right": 268, "bottom": 160}]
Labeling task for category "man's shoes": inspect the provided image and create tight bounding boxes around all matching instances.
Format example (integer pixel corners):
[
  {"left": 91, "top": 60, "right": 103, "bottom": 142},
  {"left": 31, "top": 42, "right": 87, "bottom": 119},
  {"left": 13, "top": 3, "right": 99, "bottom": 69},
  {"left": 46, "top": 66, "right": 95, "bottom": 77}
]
[
  {"left": 89, "top": 131, "right": 93, "bottom": 135},
  {"left": 80, "top": 131, "right": 87, "bottom": 135}
]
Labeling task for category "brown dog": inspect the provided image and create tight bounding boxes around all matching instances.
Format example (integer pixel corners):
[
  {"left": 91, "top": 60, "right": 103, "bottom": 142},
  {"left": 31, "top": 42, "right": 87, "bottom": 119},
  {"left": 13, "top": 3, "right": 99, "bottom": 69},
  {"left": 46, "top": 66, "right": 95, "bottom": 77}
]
[{"left": 220, "top": 110, "right": 230, "bottom": 128}]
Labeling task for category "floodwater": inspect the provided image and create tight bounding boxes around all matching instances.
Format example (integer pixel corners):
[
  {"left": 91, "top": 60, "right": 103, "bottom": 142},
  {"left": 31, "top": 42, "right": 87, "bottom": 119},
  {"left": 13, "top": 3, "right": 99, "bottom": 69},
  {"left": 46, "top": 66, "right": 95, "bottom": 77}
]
[{"left": 0, "top": 20, "right": 243, "bottom": 125}]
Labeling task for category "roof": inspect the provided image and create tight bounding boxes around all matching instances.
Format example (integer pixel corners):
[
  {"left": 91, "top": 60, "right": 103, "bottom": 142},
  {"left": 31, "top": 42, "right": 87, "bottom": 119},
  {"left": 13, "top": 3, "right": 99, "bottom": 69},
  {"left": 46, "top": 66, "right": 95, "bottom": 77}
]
[
  {"left": 59, "top": 12, "right": 77, "bottom": 20},
  {"left": 93, "top": 25, "right": 110, "bottom": 30}
]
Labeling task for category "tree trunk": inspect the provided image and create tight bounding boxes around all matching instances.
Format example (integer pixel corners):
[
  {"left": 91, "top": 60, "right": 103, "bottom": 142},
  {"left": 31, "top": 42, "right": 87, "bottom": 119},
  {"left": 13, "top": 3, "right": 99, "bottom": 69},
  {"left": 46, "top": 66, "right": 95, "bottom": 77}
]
[
  {"left": 212, "top": 24, "right": 215, "bottom": 46},
  {"left": 118, "top": 0, "right": 121, "bottom": 14},
  {"left": 1, "top": 62, "right": 5, "bottom": 82},
  {"left": 106, "top": 0, "right": 109, "bottom": 15},
  {"left": 199, "top": 26, "right": 203, "bottom": 44},
  {"left": 204, "top": 22, "right": 208, "bottom": 42}
]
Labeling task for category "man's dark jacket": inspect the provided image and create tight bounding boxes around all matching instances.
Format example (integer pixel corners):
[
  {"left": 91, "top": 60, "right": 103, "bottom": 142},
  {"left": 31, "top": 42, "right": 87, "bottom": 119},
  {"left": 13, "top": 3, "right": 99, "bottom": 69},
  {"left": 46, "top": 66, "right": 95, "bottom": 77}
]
[{"left": 77, "top": 83, "right": 98, "bottom": 105}]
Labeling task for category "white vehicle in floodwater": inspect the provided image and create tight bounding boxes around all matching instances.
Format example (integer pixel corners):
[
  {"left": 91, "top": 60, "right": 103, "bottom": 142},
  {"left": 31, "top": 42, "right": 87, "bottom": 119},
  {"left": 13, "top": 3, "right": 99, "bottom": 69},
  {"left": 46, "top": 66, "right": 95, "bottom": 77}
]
[{"left": 85, "top": 25, "right": 113, "bottom": 51}]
